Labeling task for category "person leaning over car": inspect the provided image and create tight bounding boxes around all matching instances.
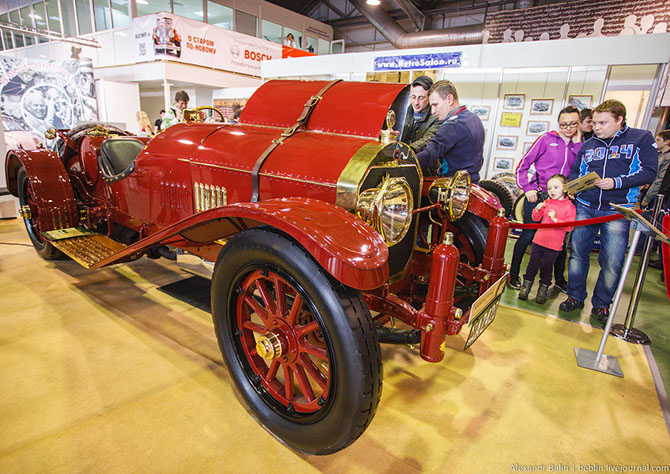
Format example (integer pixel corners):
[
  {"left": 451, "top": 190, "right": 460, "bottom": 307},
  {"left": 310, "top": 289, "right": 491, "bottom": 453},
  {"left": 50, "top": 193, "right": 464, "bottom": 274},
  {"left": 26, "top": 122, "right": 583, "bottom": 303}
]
[
  {"left": 508, "top": 106, "right": 582, "bottom": 291},
  {"left": 559, "top": 99, "right": 658, "bottom": 323},
  {"left": 415, "top": 80, "right": 485, "bottom": 182},
  {"left": 162, "top": 90, "right": 189, "bottom": 129},
  {"left": 400, "top": 75, "right": 440, "bottom": 154}
]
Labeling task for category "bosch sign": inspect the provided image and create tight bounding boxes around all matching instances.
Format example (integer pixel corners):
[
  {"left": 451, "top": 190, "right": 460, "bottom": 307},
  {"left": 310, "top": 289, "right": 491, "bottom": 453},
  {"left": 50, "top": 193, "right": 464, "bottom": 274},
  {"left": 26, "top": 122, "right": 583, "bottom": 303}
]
[{"left": 244, "top": 50, "right": 272, "bottom": 61}]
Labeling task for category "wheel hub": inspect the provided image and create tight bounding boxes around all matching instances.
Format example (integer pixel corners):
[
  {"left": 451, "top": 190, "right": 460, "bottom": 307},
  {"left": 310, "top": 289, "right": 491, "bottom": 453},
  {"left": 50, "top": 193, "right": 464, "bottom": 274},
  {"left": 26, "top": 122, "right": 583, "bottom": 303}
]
[{"left": 256, "top": 332, "right": 283, "bottom": 360}]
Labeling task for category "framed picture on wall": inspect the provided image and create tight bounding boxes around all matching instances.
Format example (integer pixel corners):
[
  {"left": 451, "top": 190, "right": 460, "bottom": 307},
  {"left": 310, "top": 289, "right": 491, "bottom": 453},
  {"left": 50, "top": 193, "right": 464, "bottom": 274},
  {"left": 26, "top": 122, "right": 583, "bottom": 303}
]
[
  {"left": 527, "top": 121, "right": 549, "bottom": 135},
  {"left": 494, "top": 157, "right": 514, "bottom": 171},
  {"left": 471, "top": 105, "right": 490, "bottom": 121},
  {"left": 496, "top": 135, "right": 518, "bottom": 150},
  {"left": 503, "top": 94, "right": 525, "bottom": 110},
  {"left": 523, "top": 141, "right": 534, "bottom": 155},
  {"left": 568, "top": 95, "right": 593, "bottom": 110},
  {"left": 530, "top": 98, "right": 554, "bottom": 115}
]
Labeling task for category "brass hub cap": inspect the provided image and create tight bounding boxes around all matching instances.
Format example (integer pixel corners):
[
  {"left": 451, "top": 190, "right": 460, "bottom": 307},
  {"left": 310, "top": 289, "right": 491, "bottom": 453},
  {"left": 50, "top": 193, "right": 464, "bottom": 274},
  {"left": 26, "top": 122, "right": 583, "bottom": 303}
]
[{"left": 256, "top": 333, "right": 283, "bottom": 360}]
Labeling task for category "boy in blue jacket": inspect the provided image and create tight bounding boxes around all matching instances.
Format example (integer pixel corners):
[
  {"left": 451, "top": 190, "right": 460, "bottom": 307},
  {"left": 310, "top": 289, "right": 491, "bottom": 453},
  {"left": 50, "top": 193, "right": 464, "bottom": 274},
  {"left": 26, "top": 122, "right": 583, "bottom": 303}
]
[{"left": 559, "top": 100, "right": 658, "bottom": 323}]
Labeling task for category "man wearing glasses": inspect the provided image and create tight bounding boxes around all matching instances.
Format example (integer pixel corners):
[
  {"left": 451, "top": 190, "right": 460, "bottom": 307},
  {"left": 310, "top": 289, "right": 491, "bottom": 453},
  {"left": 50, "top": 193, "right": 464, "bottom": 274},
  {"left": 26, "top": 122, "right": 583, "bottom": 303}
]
[
  {"left": 508, "top": 106, "right": 582, "bottom": 291},
  {"left": 400, "top": 75, "right": 440, "bottom": 154},
  {"left": 559, "top": 100, "right": 657, "bottom": 323}
]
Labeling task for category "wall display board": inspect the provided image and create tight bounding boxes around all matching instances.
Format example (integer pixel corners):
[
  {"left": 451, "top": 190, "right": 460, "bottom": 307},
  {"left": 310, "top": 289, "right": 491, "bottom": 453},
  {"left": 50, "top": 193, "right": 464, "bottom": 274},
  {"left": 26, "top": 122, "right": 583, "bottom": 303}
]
[
  {"left": 132, "top": 13, "right": 282, "bottom": 76},
  {"left": 0, "top": 56, "right": 97, "bottom": 138}
]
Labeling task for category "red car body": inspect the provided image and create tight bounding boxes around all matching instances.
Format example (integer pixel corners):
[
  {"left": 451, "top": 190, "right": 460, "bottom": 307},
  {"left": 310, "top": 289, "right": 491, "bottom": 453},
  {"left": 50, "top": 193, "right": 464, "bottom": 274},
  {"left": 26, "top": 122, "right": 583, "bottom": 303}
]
[{"left": 5, "top": 79, "right": 509, "bottom": 455}]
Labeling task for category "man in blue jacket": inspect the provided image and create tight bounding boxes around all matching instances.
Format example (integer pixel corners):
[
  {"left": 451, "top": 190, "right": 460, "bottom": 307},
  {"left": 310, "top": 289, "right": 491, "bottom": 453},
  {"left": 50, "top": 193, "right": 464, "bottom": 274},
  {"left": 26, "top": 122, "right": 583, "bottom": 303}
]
[
  {"left": 415, "top": 80, "right": 485, "bottom": 182},
  {"left": 559, "top": 99, "right": 658, "bottom": 323}
]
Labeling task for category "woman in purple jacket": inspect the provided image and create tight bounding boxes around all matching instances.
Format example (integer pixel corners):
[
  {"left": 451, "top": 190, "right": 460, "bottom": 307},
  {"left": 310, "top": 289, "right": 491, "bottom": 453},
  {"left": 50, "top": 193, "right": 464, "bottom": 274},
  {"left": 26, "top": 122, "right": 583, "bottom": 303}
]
[{"left": 508, "top": 106, "right": 582, "bottom": 291}]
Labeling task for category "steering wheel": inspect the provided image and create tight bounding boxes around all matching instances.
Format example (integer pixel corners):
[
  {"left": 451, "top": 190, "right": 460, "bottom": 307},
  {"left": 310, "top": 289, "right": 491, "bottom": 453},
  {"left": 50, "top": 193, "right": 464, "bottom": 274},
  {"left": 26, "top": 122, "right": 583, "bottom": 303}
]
[{"left": 184, "top": 106, "right": 225, "bottom": 123}]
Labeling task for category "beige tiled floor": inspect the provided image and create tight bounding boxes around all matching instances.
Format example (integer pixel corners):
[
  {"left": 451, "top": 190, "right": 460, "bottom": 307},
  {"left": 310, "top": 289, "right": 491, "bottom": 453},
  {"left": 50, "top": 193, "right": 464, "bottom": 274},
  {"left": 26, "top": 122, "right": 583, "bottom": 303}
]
[{"left": 1, "top": 218, "right": 669, "bottom": 472}]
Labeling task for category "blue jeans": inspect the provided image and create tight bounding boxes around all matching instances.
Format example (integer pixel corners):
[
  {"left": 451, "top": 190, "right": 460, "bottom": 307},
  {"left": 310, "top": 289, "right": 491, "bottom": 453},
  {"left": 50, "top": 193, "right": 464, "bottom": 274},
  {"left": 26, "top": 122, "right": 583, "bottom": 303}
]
[{"left": 567, "top": 202, "right": 630, "bottom": 309}]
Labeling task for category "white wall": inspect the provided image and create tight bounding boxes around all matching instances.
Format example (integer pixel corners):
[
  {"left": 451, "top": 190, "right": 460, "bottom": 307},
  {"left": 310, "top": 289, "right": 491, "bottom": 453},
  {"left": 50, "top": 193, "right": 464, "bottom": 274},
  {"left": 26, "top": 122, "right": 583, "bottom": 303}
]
[{"left": 96, "top": 80, "right": 141, "bottom": 133}]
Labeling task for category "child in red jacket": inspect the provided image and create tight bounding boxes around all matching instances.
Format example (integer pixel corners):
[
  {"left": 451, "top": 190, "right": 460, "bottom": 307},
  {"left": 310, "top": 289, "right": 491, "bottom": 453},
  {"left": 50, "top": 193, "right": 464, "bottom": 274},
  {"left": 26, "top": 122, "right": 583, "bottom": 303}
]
[{"left": 519, "top": 174, "right": 576, "bottom": 304}]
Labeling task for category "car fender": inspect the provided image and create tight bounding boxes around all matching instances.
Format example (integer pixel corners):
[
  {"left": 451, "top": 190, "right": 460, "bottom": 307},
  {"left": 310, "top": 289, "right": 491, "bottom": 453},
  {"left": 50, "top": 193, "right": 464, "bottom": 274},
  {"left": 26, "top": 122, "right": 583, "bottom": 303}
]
[
  {"left": 5, "top": 149, "right": 79, "bottom": 231},
  {"left": 93, "top": 198, "right": 390, "bottom": 291},
  {"left": 467, "top": 183, "right": 503, "bottom": 220}
]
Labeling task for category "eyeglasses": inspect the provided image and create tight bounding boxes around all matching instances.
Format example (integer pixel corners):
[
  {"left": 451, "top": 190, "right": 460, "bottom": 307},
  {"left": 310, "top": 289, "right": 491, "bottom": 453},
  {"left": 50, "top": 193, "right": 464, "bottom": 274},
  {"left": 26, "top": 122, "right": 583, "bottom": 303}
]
[{"left": 559, "top": 122, "right": 579, "bottom": 129}]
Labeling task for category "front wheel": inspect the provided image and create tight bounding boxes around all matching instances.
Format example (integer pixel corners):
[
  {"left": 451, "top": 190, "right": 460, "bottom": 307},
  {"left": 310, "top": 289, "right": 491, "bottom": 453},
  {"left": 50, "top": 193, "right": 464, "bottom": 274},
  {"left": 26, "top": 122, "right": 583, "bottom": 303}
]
[
  {"left": 17, "top": 167, "right": 63, "bottom": 260},
  {"left": 211, "top": 228, "right": 382, "bottom": 455}
]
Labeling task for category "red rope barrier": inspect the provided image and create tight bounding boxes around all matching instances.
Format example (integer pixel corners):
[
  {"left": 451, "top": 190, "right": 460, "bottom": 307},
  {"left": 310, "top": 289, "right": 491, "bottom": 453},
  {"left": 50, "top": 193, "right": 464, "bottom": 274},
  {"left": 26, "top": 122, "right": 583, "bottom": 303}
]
[{"left": 508, "top": 213, "right": 625, "bottom": 229}]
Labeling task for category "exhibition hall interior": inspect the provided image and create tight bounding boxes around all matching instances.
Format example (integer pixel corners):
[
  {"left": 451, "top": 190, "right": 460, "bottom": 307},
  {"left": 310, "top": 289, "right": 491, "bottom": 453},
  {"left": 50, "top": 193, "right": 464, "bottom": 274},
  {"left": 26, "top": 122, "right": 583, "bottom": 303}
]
[{"left": 1, "top": 0, "right": 669, "bottom": 471}]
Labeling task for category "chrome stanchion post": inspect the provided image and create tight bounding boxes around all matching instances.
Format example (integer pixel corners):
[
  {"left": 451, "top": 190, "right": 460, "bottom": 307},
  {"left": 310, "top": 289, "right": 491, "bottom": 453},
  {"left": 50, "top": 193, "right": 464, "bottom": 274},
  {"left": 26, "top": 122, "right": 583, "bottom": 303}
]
[
  {"left": 611, "top": 196, "right": 665, "bottom": 345},
  {"left": 574, "top": 204, "right": 670, "bottom": 377},
  {"left": 574, "top": 230, "right": 640, "bottom": 377}
]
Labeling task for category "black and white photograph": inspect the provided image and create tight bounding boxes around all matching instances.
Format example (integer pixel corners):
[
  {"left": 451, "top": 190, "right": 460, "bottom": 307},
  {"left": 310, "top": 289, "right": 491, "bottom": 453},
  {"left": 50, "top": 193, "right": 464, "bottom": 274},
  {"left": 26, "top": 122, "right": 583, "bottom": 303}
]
[
  {"left": 568, "top": 95, "right": 593, "bottom": 110},
  {"left": 496, "top": 135, "right": 518, "bottom": 150},
  {"left": 527, "top": 120, "right": 549, "bottom": 135},
  {"left": 0, "top": 57, "right": 97, "bottom": 138},
  {"left": 523, "top": 141, "right": 534, "bottom": 155},
  {"left": 530, "top": 98, "right": 554, "bottom": 115},
  {"left": 503, "top": 93, "right": 525, "bottom": 110},
  {"left": 494, "top": 157, "right": 514, "bottom": 171},
  {"left": 470, "top": 105, "right": 490, "bottom": 121}
]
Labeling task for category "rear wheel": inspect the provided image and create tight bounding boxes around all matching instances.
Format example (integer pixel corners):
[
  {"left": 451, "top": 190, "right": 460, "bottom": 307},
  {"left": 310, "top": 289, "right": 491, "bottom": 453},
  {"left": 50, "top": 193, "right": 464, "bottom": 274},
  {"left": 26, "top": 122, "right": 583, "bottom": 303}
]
[
  {"left": 16, "top": 167, "right": 62, "bottom": 260},
  {"left": 211, "top": 228, "right": 382, "bottom": 455}
]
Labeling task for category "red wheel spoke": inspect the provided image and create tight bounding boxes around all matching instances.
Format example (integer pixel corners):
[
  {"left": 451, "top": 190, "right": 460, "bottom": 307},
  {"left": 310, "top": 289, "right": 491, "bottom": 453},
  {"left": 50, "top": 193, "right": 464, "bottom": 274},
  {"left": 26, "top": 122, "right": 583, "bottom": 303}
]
[
  {"left": 300, "top": 354, "right": 328, "bottom": 390},
  {"left": 255, "top": 278, "right": 277, "bottom": 315},
  {"left": 266, "top": 360, "right": 280, "bottom": 382},
  {"left": 295, "top": 320, "right": 319, "bottom": 339},
  {"left": 242, "top": 320, "right": 266, "bottom": 334},
  {"left": 300, "top": 340, "right": 328, "bottom": 361},
  {"left": 285, "top": 293, "right": 303, "bottom": 326},
  {"left": 282, "top": 364, "right": 294, "bottom": 400},
  {"left": 243, "top": 293, "right": 269, "bottom": 321},
  {"left": 274, "top": 277, "right": 288, "bottom": 318},
  {"left": 293, "top": 365, "right": 315, "bottom": 402}
]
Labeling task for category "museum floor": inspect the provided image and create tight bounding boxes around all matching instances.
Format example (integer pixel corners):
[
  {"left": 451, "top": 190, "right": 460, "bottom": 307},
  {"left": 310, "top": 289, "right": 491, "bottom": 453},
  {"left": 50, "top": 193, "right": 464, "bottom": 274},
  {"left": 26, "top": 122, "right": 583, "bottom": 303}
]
[{"left": 1, "top": 216, "right": 669, "bottom": 472}]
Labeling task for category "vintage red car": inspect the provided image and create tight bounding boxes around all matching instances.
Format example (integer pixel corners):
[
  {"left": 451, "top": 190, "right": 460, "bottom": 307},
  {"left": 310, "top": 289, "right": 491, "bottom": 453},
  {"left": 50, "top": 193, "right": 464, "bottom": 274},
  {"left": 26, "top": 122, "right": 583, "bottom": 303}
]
[{"left": 4, "top": 79, "right": 508, "bottom": 455}]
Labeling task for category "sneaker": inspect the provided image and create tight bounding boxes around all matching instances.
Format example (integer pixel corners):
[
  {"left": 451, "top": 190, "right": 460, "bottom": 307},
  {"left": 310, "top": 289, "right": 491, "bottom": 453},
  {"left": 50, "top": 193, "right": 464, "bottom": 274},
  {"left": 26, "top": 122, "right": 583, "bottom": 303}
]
[
  {"left": 559, "top": 297, "right": 584, "bottom": 312},
  {"left": 554, "top": 280, "right": 568, "bottom": 294},
  {"left": 507, "top": 275, "right": 522, "bottom": 290},
  {"left": 592, "top": 307, "right": 610, "bottom": 325},
  {"left": 648, "top": 259, "right": 662, "bottom": 270}
]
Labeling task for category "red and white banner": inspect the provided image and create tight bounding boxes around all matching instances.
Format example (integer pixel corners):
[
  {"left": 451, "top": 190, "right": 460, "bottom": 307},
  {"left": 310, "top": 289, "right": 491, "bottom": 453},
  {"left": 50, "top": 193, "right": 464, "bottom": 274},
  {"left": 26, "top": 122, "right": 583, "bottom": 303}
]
[{"left": 132, "top": 13, "right": 282, "bottom": 76}]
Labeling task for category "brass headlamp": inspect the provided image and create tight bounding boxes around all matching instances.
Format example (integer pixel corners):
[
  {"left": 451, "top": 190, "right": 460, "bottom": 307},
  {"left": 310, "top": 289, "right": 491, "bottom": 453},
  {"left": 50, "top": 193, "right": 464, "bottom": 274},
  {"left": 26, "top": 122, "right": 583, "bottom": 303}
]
[
  {"left": 428, "top": 170, "right": 471, "bottom": 221},
  {"left": 356, "top": 175, "right": 414, "bottom": 246}
]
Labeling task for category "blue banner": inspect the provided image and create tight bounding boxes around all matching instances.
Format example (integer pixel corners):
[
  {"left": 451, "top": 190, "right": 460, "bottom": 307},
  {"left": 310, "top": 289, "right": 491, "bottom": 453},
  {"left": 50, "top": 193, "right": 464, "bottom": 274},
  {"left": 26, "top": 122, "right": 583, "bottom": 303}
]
[{"left": 373, "top": 52, "right": 462, "bottom": 71}]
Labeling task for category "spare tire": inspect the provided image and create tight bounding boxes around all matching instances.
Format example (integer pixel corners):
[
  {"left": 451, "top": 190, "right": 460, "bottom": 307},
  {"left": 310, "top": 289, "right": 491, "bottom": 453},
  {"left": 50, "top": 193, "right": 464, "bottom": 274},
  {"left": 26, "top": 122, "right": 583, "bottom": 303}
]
[{"left": 479, "top": 179, "right": 514, "bottom": 216}]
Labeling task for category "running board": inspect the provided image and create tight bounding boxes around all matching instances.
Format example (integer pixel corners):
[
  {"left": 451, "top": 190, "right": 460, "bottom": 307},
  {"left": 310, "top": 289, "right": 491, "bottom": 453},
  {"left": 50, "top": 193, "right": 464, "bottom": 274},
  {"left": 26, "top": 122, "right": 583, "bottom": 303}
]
[{"left": 48, "top": 232, "right": 127, "bottom": 268}]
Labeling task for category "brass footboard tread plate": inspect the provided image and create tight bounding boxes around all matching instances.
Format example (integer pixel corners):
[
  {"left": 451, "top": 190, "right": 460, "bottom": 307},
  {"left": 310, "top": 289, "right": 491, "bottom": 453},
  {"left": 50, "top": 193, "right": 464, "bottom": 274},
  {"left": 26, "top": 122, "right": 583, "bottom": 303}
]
[{"left": 51, "top": 234, "right": 127, "bottom": 268}]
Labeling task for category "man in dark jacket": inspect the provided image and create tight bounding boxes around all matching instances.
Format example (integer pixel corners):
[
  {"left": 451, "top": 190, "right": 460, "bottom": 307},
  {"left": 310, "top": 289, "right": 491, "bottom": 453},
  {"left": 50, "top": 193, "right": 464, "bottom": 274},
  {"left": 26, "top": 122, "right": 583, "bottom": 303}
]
[
  {"left": 415, "top": 80, "right": 485, "bottom": 182},
  {"left": 401, "top": 76, "right": 440, "bottom": 154},
  {"left": 559, "top": 99, "right": 658, "bottom": 322}
]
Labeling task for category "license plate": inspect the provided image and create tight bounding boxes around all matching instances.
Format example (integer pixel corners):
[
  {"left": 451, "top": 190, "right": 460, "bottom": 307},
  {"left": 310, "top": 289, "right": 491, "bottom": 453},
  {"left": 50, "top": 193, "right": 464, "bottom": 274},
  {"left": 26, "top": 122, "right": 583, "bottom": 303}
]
[{"left": 464, "top": 272, "right": 508, "bottom": 350}]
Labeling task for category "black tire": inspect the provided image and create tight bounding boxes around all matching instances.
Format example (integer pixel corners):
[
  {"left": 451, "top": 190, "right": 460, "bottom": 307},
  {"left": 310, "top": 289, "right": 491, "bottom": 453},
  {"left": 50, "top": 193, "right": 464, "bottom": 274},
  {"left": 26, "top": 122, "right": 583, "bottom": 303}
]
[
  {"left": 16, "top": 167, "right": 63, "bottom": 260},
  {"left": 448, "top": 211, "right": 488, "bottom": 266},
  {"left": 479, "top": 179, "right": 514, "bottom": 217},
  {"left": 211, "top": 228, "right": 382, "bottom": 455},
  {"left": 490, "top": 172, "right": 523, "bottom": 201}
]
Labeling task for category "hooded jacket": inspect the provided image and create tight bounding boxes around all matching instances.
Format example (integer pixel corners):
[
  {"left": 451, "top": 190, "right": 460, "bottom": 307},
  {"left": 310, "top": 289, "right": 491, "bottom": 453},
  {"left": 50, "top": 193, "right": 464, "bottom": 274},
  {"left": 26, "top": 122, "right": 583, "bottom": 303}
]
[
  {"left": 516, "top": 131, "right": 581, "bottom": 194},
  {"left": 401, "top": 106, "right": 440, "bottom": 154},
  {"left": 568, "top": 125, "right": 658, "bottom": 210}
]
